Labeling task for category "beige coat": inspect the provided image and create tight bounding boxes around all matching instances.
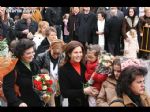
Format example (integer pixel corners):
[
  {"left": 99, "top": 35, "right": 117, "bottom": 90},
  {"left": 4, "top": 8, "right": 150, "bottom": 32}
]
[
  {"left": 110, "top": 92, "right": 150, "bottom": 107},
  {"left": 96, "top": 77, "right": 117, "bottom": 106}
]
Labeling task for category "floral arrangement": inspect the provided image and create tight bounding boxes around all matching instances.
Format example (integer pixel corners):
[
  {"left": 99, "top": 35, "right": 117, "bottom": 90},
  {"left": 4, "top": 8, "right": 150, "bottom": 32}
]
[
  {"left": 0, "top": 39, "right": 18, "bottom": 82},
  {"left": 120, "top": 57, "right": 146, "bottom": 71},
  {"left": 33, "top": 74, "right": 55, "bottom": 105},
  {"left": 0, "top": 38, "right": 8, "bottom": 57},
  {"left": 95, "top": 52, "right": 114, "bottom": 75}
]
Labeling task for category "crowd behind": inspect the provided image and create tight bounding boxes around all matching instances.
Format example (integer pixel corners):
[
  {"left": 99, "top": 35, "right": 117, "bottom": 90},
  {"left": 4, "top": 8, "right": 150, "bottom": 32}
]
[{"left": 0, "top": 7, "right": 150, "bottom": 107}]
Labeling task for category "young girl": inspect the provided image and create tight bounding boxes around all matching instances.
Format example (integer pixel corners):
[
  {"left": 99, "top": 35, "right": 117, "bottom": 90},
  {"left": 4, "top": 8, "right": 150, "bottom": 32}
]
[
  {"left": 85, "top": 44, "right": 108, "bottom": 107},
  {"left": 62, "top": 13, "right": 70, "bottom": 43},
  {"left": 97, "top": 57, "right": 121, "bottom": 106},
  {"left": 124, "top": 29, "right": 139, "bottom": 58}
]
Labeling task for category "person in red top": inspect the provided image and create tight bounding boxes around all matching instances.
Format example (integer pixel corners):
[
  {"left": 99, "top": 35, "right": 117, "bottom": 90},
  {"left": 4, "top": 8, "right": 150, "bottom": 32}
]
[{"left": 85, "top": 44, "right": 108, "bottom": 106}]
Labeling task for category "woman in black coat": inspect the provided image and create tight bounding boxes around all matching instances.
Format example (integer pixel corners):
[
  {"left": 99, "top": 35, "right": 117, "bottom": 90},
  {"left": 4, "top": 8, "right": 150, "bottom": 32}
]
[
  {"left": 58, "top": 41, "right": 99, "bottom": 107},
  {"left": 3, "top": 38, "right": 44, "bottom": 107}
]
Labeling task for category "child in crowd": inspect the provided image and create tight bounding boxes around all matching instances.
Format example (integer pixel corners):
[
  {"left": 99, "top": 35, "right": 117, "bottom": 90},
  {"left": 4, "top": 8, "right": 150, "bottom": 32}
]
[
  {"left": 124, "top": 29, "right": 139, "bottom": 58},
  {"left": 85, "top": 44, "right": 108, "bottom": 107},
  {"left": 62, "top": 13, "right": 70, "bottom": 43},
  {"left": 96, "top": 57, "right": 121, "bottom": 106}
]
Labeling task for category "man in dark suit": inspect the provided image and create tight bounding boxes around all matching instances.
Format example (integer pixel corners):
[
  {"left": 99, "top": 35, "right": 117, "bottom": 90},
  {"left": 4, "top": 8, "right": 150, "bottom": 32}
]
[
  {"left": 76, "top": 7, "right": 97, "bottom": 47},
  {"left": 105, "top": 7, "right": 124, "bottom": 56}
]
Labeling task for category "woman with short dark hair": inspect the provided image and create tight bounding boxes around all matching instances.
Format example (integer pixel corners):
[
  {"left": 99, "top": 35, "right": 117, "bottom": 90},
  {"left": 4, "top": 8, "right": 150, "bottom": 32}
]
[
  {"left": 110, "top": 66, "right": 150, "bottom": 107},
  {"left": 3, "top": 38, "right": 44, "bottom": 107}
]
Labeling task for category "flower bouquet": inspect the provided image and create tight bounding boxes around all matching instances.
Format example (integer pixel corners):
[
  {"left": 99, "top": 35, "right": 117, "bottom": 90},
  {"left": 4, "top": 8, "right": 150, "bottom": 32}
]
[
  {"left": 84, "top": 52, "right": 114, "bottom": 87},
  {"left": 32, "top": 74, "right": 55, "bottom": 106},
  {"left": 120, "top": 57, "right": 146, "bottom": 71},
  {"left": 0, "top": 39, "right": 18, "bottom": 82}
]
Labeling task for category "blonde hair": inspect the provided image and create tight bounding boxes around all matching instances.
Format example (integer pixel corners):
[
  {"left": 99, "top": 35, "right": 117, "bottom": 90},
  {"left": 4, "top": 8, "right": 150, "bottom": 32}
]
[{"left": 37, "top": 21, "right": 49, "bottom": 34}]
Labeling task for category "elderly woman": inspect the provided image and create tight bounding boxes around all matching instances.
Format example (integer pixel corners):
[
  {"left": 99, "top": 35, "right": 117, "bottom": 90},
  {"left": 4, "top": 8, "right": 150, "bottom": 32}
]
[
  {"left": 110, "top": 66, "right": 150, "bottom": 107},
  {"left": 58, "top": 41, "right": 99, "bottom": 106},
  {"left": 36, "top": 39, "right": 65, "bottom": 106},
  {"left": 2, "top": 38, "right": 44, "bottom": 107}
]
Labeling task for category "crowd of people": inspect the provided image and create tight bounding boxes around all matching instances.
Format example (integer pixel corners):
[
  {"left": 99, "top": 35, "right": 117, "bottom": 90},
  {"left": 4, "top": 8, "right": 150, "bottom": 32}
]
[{"left": 0, "top": 7, "right": 150, "bottom": 107}]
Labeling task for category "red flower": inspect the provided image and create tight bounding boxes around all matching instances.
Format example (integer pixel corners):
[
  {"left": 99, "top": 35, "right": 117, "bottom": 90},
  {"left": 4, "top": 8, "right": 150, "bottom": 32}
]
[
  {"left": 47, "top": 87, "right": 53, "bottom": 93},
  {"left": 46, "top": 80, "right": 53, "bottom": 85},
  {"left": 39, "top": 74, "right": 45, "bottom": 79},
  {"left": 36, "top": 84, "right": 42, "bottom": 91}
]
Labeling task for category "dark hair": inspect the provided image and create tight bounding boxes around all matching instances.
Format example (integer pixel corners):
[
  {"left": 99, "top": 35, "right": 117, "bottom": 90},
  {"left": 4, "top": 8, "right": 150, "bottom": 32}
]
[
  {"left": 97, "top": 11, "right": 106, "bottom": 19},
  {"left": 109, "top": 57, "right": 121, "bottom": 79},
  {"left": 127, "top": 7, "right": 137, "bottom": 18},
  {"left": 14, "top": 38, "right": 35, "bottom": 58},
  {"left": 116, "top": 66, "right": 147, "bottom": 97},
  {"left": 9, "top": 39, "right": 19, "bottom": 53},
  {"left": 64, "top": 40, "right": 85, "bottom": 63}
]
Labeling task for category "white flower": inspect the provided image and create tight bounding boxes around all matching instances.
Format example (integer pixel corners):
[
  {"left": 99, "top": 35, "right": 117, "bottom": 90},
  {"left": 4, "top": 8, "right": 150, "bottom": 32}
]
[
  {"left": 42, "top": 85, "right": 47, "bottom": 90},
  {"left": 103, "top": 55, "right": 110, "bottom": 61},
  {"left": 35, "top": 76, "right": 41, "bottom": 81},
  {"left": 45, "top": 74, "right": 50, "bottom": 80}
]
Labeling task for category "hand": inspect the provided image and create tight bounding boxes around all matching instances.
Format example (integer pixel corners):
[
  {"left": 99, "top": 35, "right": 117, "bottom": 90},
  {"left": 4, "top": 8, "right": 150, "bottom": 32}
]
[
  {"left": 22, "top": 29, "right": 29, "bottom": 34},
  {"left": 27, "top": 32, "right": 33, "bottom": 39},
  {"left": 96, "top": 31, "right": 103, "bottom": 35},
  {"left": 145, "top": 23, "right": 149, "bottom": 27},
  {"left": 19, "top": 102, "right": 28, "bottom": 107},
  {"left": 140, "top": 33, "right": 143, "bottom": 37},
  {"left": 41, "top": 94, "right": 51, "bottom": 103},
  {"left": 90, "top": 87, "right": 99, "bottom": 97},
  {"left": 83, "top": 86, "right": 93, "bottom": 96}
]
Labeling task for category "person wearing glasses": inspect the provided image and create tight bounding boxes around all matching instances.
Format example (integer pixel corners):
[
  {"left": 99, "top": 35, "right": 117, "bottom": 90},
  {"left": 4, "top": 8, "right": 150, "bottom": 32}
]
[{"left": 3, "top": 38, "right": 44, "bottom": 107}]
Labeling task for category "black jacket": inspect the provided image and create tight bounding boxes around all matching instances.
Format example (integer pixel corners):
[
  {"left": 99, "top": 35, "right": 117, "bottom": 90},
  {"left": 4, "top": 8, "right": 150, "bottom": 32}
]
[
  {"left": 76, "top": 12, "right": 97, "bottom": 44},
  {"left": 35, "top": 38, "right": 50, "bottom": 56},
  {"left": 67, "top": 13, "right": 80, "bottom": 41},
  {"left": 36, "top": 50, "right": 64, "bottom": 72},
  {"left": 41, "top": 7, "right": 62, "bottom": 26},
  {"left": 3, "top": 60, "right": 44, "bottom": 107},
  {"left": 58, "top": 61, "right": 89, "bottom": 106},
  {"left": 15, "top": 19, "right": 38, "bottom": 39}
]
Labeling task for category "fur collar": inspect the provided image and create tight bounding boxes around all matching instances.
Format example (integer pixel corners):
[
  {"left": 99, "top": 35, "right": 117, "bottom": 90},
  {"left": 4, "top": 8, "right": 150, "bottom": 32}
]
[{"left": 125, "top": 16, "right": 139, "bottom": 28}]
